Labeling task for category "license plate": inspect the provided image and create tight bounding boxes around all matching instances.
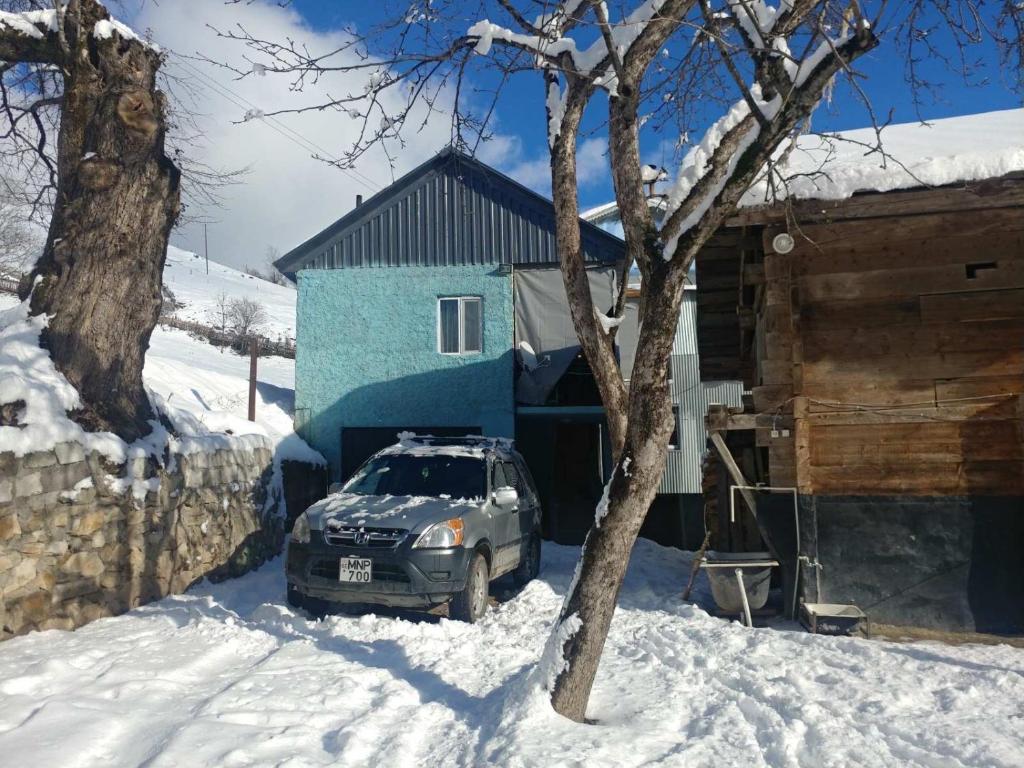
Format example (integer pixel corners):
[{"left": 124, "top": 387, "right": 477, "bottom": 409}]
[{"left": 339, "top": 557, "right": 372, "bottom": 583}]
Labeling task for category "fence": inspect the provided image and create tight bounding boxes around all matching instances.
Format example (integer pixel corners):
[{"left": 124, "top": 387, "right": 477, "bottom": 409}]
[
  {"left": 0, "top": 276, "right": 20, "bottom": 295},
  {"left": 158, "top": 314, "right": 296, "bottom": 359}
]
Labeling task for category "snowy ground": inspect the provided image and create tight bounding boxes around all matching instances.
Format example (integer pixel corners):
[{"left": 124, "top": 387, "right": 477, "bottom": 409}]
[
  {"left": 145, "top": 324, "right": 298, "bottom": 445},
  {"left": 163, "top": 245, "right": 296, "bottom": 340},
  {"left": 0, "top": 291, "right": 314, "bottom": 465},
  {"left": 1, "top": 540, "right": 1021, "bottom": 768}
]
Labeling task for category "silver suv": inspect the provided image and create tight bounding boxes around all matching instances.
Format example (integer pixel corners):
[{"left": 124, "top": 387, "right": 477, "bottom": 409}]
[{"left": 286, "top": 436, "right": 543, "bottom": 622}]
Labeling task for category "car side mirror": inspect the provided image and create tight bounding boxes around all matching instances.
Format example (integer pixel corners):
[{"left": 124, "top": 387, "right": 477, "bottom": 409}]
[
  {"left": 493, "top": 486, "right": 518, "bottom": 508},
  {"left": 328, "top": 482, "right": 344, "bottom": 494}
]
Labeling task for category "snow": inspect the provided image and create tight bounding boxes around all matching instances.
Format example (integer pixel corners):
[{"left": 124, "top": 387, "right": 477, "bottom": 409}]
[
  {"left": 641, "top": 164, "right": 668, "bottom": 183},
  {"left": 1, "top": 539, "right": 1022, "bottom": 767},
  {"left": 144, "top": 324, "right": 321, "bottom": 467},
  {"left": 545, "top": 78, "right": 566, "bottom": 148},
  {"left": 0, "top": 296, "right": 131, "bottom": 460},
  {"left": 0, "top": 9, "right": 57, "bottom": 40},
  {"left": 744, "top": 108, "right": 1024, "bottom": 207},
  {"left": 662, "top": 85, "right": 782, "bottom": 259},
  {"left": 585, "top": 108, "right": 1024, "bottom": 258},
  {"left": 468, "top": 1, "right": 667, "bottom": 92},
  {"left": 595, "top": 308, "right": 624, "bottom": 334},
  {"left": 0, "top": 244, "right": 318, "bottom": 473},
  {"left": 93, "top": 19, "right": 141, "bottom": 44},
  {"left": 0, "top": 7, "right": 154, "bottom": 50},
  {"left": 163, "top": 245, "right": 296, "bottom": 340}
]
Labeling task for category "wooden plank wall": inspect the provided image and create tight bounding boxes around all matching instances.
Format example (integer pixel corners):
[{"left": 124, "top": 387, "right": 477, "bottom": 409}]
[
  {"left": 694, "top": 229, "right": 762, "bottom": 384},
  {"left": 758, "top": 205, "right": 1024, "bottom": 495}
]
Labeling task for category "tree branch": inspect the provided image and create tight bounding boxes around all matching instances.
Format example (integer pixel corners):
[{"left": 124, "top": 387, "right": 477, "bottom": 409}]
[{"left": 0, "top": 9, "right": 64, "bottom": 64}]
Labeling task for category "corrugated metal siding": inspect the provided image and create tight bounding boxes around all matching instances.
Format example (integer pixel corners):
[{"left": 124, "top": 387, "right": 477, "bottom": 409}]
[
  {"left": 283, "top": 151, "right": 623, "bottom": 272},
  {"left": 661, "top": 290, "right": 745, "bottom": 494}
]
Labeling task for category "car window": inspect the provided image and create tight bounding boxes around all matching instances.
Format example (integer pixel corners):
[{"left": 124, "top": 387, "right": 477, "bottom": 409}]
[
  {"left": 502, "top": 462, "right": 523, "bottom": 494},
  {"left": 513, "top": 457, "right": 539, "bottom": 502},
  {"left": 344, "top": 454, "right": 486, "bottom": 499},
  {"left": 491, "top": 461, "right": 508, "bottom": 491}
]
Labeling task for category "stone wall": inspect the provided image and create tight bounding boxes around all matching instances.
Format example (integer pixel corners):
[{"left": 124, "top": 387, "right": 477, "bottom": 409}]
[{"left": 0, "top": 442, "right": 325, "bottom": 639}]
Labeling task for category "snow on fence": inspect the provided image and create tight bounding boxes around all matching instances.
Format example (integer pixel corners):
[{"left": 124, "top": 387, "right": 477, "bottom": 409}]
[{"left": 158, "top": 314, "right": 296, "bottom": 359}]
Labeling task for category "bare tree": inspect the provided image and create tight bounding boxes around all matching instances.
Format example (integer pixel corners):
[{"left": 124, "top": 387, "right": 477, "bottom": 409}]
[
  {"left": 218, "top": 0, "right": 1022, "bottom": 721},
  {"left": 244, "top": 250, "right": 291, "bottom": 286},
  {"left": 227, "top": 296, "right": 268, "bottom": 339},
  {"left": 0, "top": 0, "right": 182, "bottom": 440},
  {"left": 0, "top": 185, "right": 41, "bottom": 279},
  {"left": 214, "top": 290, "right": 231, "bottom": 333}
]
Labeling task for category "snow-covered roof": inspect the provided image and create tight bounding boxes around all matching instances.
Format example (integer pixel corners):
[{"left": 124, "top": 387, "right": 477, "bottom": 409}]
[
  {"left": 743, "top": 107, "right": 1024, "bottom": 206},
  {"left": 582, "top": 108, "right": 1024, "bottom": 224}
]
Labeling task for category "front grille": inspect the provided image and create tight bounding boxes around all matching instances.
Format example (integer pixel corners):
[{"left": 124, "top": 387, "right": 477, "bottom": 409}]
[
  {"left": 323, "top": 525, "right": 407, "bottom": 549},
  {"left": 310, "top": 559, "right": 410, "bottom": 584}
]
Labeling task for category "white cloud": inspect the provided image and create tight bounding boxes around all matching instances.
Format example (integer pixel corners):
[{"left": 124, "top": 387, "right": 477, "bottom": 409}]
[
  {"left": 134, "top": 1, "right": 453, "bottom": 272},
  {"left": 479, "top": 134, "right": 609, "bottom": 196},
  {"left": 131, "top": 1, "right": 610, "bottom": 272}
]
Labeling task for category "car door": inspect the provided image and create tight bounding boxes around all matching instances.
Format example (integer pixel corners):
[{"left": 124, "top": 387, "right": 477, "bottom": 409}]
[
  {"left": 507, "top": 458, "right": 539, "bottom": 552},
  {"left": 489, "top": 460, "right": 518, "bottom": 574}
]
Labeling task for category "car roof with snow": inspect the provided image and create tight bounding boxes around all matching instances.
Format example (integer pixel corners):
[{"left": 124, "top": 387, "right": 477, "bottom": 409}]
[{"left": 373, "top": 434, "right": 518, "bottom": 463}]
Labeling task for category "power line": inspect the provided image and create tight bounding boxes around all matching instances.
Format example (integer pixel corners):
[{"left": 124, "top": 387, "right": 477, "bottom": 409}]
[
  {"left": 165, "top": 50, "right": 383, "bottom": 194},
  {"left": 172, "top": 52, "right": 382, "bottom": 192}
]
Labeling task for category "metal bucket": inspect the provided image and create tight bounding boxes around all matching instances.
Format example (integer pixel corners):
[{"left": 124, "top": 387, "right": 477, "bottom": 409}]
[{"left": 704, "top": 551, "right": 773, "bottom": 613}]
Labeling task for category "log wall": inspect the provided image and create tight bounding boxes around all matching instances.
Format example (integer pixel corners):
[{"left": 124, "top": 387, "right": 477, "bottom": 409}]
[{"left": 758, "top": 205, "right": 1024, "bottom": 496}]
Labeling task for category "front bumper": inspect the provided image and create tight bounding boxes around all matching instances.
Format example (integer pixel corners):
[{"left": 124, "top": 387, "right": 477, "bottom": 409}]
[{"left": 286, "top": 536, "right": 473, "bottom": 609}]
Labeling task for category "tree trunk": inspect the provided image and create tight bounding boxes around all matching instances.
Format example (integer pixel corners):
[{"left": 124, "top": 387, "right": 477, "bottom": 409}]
[
  {"left": 548, "top": 262, "right": 683, "bottom": 722},
  {"left": 22, "top": 0, "right": 181, "bottom": 441}
]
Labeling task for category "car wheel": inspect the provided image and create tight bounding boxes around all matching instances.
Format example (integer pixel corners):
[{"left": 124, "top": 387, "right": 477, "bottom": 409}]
[
  {"left": 450, "top": 553, "right": 488, "bottom": 623},
  {"left": 513, "top": 534, "right": 541, "bottom": 586},
  {"left": 286, "top": 585, "right": 305, "bottom": 609}
]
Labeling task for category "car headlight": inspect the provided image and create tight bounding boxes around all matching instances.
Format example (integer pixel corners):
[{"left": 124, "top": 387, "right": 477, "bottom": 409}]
[
  {"left": 291, "top": 512, "right": 312, "bottom": 544},
  {"left": 413, "top": 518, "right": 464, "bottom": 549}
]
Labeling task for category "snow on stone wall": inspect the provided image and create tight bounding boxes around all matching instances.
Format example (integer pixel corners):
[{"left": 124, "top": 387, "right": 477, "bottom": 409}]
[{"left": 0, "top": 442, "right": 325, "bottom": 639}]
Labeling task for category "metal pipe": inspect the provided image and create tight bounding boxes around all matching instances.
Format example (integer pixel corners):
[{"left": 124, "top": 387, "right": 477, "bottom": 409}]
[{"left": 735, "top": 567, "right": 753, "bottom": 627}]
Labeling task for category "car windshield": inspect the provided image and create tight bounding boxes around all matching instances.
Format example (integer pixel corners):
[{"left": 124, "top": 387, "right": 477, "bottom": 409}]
[{"left": 343, "top": 454, "right": 486, "bottom": 499}]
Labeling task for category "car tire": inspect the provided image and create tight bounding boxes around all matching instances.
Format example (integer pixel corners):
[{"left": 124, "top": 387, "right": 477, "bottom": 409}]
[
  {"left": 286, "top": 585, "right": 305, "bottom": 609},
  {"left": 450, "top": 553, "right": 488, "bottom": 623},
  {"left": 512, "top": 534, "right": 541, "bottom": 586}
]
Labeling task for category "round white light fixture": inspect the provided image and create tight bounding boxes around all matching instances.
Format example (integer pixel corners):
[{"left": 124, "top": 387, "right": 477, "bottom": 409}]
[{"left": 772, "top": 232, "right": 795, "bottom": 254}]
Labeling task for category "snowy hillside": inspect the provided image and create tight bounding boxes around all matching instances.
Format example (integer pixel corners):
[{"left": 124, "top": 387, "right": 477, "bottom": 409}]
[
  {"left": 0, "top": 244, "right": 312, "bottom": 464},
  {"left": 163, "top": 245, "right": 296, "bottom": 340}
]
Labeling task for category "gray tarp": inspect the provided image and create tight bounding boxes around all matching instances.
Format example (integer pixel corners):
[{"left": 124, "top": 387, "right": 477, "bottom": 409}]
[
  {"left": 513, "top": 266, "right": 619, "bottom": 405},
  {"left": 616, "top": 298, "right": 641, "bottom": 383}
]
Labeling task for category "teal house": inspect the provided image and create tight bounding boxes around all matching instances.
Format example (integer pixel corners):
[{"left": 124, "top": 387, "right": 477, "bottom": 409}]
[{"left": 278, "top": 148, "right": 742, "bottom": 546}]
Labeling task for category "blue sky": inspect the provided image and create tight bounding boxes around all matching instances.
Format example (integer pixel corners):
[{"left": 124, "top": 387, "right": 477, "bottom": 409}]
[
  {"left": 137, "top": 1, "right": 1020, "bottom": 269},
  {"left": 286, "top": 1, "right": 1021, "bottom": 211}
]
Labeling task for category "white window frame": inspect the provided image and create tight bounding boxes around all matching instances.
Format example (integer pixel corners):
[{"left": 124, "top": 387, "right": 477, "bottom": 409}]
[{"left": 437, "top": 296, "right": 483, "bottom": 356}]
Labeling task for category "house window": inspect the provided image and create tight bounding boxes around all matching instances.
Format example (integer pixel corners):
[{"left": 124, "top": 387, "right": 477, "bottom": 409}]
[{"left": 438, "top": 297, "right": 482, "bottom": 355}]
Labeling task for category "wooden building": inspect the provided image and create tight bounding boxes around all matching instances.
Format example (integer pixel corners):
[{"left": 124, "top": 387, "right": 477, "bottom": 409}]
[{"left": 695, "top": 111, "right": 1024, "bottom": 634}]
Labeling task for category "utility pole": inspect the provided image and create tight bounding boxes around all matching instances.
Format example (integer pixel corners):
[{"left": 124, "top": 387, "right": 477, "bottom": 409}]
[
  {"left": 204, "top": 223, "right": 209, "bottom": 275},
  {"left": 248, "top": 338, "right": 258, "bottom": 422}
]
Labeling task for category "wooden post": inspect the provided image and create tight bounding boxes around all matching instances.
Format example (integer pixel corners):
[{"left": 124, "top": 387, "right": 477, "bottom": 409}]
[
  {"left": 248, "top": 338, "right": 258, "bottom": 422},
  {"left": 709, "top": 431, "right": 758, "bottom": 519}
]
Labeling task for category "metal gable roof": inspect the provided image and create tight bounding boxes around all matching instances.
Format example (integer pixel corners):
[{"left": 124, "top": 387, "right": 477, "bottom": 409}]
[{"left": 275, "top": 147, "right": 626, "bottom": 276}]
